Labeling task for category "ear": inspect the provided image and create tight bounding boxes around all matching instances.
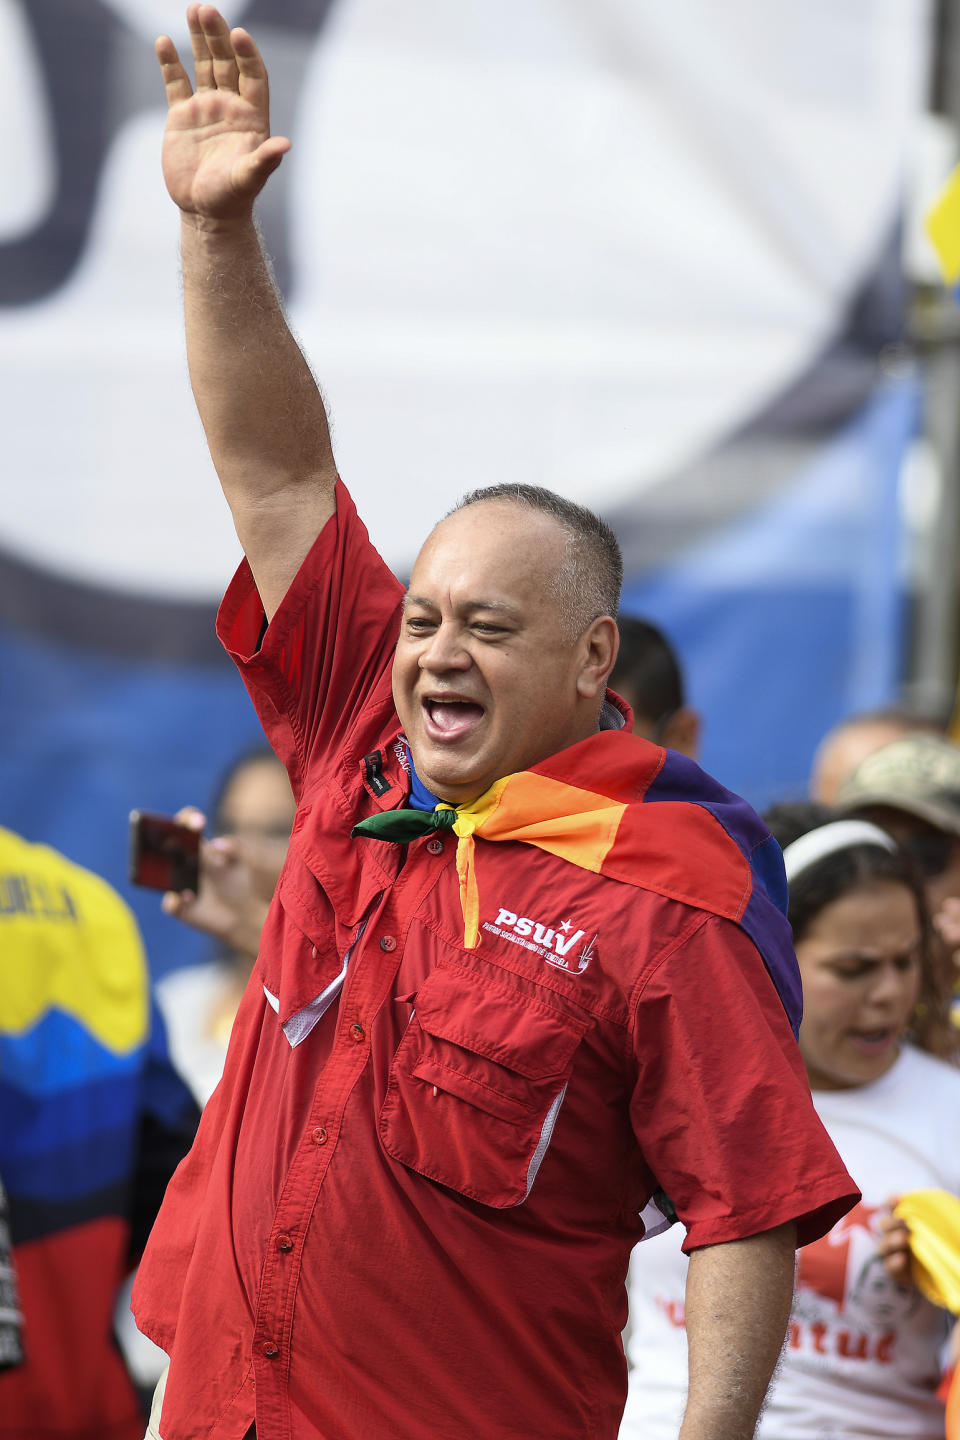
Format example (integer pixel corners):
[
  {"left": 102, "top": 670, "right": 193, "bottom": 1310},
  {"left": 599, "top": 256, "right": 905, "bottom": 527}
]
[
  {"left": 662, "top": 706, "right": 701, "bottom": 760},
  {"left": 576, "top": 616, "right": 619, "bottom": 701}
]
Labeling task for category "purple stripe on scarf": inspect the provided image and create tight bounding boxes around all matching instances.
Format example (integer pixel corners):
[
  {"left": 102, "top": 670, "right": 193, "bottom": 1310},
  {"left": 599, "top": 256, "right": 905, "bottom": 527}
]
[{"left": 643, "top": 749, "right": 801, "bottom": 1036}]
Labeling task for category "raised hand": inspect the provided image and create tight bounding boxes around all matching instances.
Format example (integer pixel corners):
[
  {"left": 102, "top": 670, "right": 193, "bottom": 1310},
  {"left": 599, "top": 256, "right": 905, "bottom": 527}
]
[
  {"left": 156, "top": 4, "right": 290, "bottom": 222},
  {"left": 155, "top": 3, "right": 338, "bottom": 618}
]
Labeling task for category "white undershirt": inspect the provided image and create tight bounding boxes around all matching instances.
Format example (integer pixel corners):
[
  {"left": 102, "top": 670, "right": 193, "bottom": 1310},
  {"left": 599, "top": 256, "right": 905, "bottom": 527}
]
[{"left": 620, "top": 1045, "right": 960, "bottom": 1440}]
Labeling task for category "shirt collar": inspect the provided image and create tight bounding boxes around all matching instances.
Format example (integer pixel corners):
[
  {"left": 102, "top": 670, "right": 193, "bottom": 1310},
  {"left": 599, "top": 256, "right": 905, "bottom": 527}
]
[{"left": 404, "top": 745, "right": 441, "bottom": 811}]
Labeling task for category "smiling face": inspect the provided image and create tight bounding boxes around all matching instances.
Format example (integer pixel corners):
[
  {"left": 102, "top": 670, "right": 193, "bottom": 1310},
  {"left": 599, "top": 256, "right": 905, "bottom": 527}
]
[
  {"left": 795, "top": 880, "right": 922, "bottom": 1091},
  {"left": 392, "top": 501, "right": 616, "bottom": 804}
]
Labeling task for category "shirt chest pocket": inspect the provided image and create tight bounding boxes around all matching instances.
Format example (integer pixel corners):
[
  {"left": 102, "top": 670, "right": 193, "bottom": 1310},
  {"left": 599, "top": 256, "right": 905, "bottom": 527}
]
[{"left": 378, "top": 964, "right": 590, "bottom": 1208}]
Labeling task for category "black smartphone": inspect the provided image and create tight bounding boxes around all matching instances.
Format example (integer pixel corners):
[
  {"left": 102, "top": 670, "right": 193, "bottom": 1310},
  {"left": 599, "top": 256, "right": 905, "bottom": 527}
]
[{"left": 128, "top": 810, "right": 201, "bottom": 893}]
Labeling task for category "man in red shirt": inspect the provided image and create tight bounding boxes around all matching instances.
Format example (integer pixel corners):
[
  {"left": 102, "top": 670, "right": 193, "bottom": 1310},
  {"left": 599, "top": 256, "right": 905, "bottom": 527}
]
[{"left": 135, "top": 9, "right": 858, "bottom": 1438}]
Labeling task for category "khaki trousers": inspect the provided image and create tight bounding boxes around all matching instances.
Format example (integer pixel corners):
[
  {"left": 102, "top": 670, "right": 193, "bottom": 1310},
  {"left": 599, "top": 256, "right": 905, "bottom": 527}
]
[{"left": 143, "top": 1365, "right": 167, "bottom": 1440}]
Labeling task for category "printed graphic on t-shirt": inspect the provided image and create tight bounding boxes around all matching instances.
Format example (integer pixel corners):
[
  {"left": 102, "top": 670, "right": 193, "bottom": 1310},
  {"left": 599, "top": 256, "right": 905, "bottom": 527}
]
[{"left": 790, "top": 1202, "right": 921, "bottom": 1367}]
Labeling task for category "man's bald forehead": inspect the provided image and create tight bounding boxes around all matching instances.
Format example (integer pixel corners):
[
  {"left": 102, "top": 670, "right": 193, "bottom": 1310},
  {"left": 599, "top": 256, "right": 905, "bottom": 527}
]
[
  {"left": 425, "top": 495, "right": 568, "bottom": 546},
  {"left": 413, "top": 501, "right": 570, "bottom": 589},
  {"left": 431, "top": 481, "right": 623, "bottom": 638}
]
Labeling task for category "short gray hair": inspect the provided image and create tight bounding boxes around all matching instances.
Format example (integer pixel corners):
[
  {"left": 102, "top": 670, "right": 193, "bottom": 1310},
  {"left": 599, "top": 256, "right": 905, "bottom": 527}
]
[{"left": 450, "top": 483, "right": 623, "bottom": 636}]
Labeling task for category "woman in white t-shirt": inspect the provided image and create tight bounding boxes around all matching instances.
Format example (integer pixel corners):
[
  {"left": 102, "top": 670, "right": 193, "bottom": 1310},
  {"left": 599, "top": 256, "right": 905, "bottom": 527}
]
[{"left": 620, "top": 804, "right": 960, "bottom": 1440}]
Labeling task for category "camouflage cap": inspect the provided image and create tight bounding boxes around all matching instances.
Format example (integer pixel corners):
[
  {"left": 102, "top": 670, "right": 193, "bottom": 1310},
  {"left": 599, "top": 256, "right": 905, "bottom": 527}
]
[{"left": 836, "top": 732, "right": 960, "bottom": 837}]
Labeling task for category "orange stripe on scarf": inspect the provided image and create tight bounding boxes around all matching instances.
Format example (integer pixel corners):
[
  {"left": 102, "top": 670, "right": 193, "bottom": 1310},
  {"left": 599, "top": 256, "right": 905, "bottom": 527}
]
[{"left": 443, "top": 773, "right": 626, "bottom": 948}]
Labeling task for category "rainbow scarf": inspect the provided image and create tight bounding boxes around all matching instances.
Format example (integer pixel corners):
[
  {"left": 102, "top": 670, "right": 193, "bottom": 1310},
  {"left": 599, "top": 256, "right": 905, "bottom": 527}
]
[{"left": 353, "top": 730, "right": 800, "bottom": 1032}]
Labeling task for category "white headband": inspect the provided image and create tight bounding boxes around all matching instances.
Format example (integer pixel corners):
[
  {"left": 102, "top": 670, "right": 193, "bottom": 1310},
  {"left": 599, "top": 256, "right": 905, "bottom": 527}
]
[{"left": 782, "top": 820, "right": 897, "bottom": 884}]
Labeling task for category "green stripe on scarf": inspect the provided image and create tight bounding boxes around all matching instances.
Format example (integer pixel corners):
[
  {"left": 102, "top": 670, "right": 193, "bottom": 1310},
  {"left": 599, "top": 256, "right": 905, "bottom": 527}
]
[{"left": 351, "top": 808, "right": 457, "bottom": 843}]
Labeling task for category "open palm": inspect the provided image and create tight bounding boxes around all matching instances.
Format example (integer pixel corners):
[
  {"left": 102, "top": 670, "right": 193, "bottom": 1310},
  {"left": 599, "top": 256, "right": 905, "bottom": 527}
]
[{"left": 156, "top": 4, "right": 289, "bottom": 221}]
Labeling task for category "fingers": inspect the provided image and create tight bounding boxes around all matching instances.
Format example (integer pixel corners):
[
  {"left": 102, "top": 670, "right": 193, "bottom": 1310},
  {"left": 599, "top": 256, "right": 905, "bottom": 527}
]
[
  {"left": 882, "top": 1249, "right": 913, "bottom": 1285},
  {"left": 189, "top": 5, "right": 243, "bottom": 94},
  {"left": 879, "top": 1240, "right": 913, "bottom": 1283},
  {"left": 188, "top": 9, "right": 275, "bottom": 121},
  {"left": 877, "top": 1201, "right": 915, "bottom": 1286},
  {"left": 878, "top": 1198, "right": 909, "bottom": 1246},
  {"left": 232, "top": 28, "right": 270, "bottom": 114},
  {"left": 161, "top": 888, "right": 196, "bottom": 917},
  {"left": 155, "top": 36, "right": 194, "bottom": 108},
  {"left": 173, "top": 805, "right": 207, "bottom": 829},
  {"left": 202, "top": 8, "right": 241, "bottom": 92},
  {"left": 188, "top": 4, "right": 215, "bottom": 92},
  {"left": 204, "top": 835, "right": 242, "bottom": 869},
  {"left": 876, "top": 1217, "right": 910, "bottom": 1251}
]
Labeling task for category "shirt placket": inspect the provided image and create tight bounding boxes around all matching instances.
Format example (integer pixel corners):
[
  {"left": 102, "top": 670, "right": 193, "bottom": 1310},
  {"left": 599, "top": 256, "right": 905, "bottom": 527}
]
[{"left": 249, "top": 842, "right": 448, "bottom": 1438}]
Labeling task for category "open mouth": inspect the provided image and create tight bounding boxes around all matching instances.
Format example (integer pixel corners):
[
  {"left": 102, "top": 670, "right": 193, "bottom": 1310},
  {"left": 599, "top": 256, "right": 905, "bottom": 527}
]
[
  {"left": 422, "top": 697, "right": 485, "bottom": 743},
  {"left": 848, "top": 1028, "right": 897, "bottom": 1057}
]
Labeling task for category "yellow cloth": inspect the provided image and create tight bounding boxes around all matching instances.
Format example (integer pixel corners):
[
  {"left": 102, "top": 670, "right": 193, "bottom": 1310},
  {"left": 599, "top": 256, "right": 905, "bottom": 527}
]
[
  {"left": 893, "top": 1189, "right": 960, "bottom": 1313},
  {"left": 926, "top": 164, "right": 960, "bottom": 286},
  {"left": 0, "top": 825, "right": 148, "bottom": 1053}
]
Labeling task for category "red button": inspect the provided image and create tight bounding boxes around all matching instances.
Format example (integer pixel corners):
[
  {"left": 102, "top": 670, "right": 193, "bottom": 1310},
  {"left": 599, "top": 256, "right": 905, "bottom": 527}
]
[
  {"left": 426, "top": 837, "right": 444, "bottom": 855},
  {"left": 311, "top": 1127, "right": 328, "bottom": 1145},
  {"left": 262, "top": 1342, "right": 279, "bottom": 1359},
  {"left": 276, "top": 1234, "right": 293, "bottom": 1252},
  {"left": 311, "top": 945, "right": 317, "bottom": 959},
  {"left": 350, "top": 1022, "right": 365, "bottom": 1042},
  {"left": 379, "top": 935, "right": 397, "bottom": 952}
]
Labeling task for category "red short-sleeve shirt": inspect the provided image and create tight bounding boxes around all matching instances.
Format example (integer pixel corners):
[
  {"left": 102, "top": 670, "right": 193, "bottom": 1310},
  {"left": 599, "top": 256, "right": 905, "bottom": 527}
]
[{"left": 133, "top": 483, "right": 857, "bottom": 1440}]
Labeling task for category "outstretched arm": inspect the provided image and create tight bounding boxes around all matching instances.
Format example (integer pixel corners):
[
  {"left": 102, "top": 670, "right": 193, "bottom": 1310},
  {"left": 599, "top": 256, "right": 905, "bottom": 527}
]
[
  {"left": 679, "top": 1222, "right": 796, "bottom": 1440},
  {"left": 156, "top": 5, "right": 337, "bottom": 618}
]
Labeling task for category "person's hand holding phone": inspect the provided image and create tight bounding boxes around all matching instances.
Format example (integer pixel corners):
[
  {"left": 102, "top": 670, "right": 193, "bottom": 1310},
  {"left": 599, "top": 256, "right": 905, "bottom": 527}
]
[
  {"left": 159, "top": 806, "right": 284, "bottom": 959},
  {"left": 129, "top": 810, "right": 201, "bottom": 894}
]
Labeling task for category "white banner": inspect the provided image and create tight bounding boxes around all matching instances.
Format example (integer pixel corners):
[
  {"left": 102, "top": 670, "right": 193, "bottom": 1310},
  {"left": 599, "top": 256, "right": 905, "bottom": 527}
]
[{"left": 0, "top": 0, "right": 931, "bottom": 594}]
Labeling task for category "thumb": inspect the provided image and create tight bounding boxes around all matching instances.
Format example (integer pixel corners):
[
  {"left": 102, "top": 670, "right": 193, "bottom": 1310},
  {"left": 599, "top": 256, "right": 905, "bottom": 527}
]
[{"left": 236, "top": 136, "right": 290, "bottom": 194}]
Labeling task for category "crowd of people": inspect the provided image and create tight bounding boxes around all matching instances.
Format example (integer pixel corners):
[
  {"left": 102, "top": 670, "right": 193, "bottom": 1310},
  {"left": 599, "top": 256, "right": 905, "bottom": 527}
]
[
  {"left": 622, "top": 794, "right": 960, "bottom": 1439},
  {"left": 2, "top": 5, "right": 960, "bottom": 1439}
]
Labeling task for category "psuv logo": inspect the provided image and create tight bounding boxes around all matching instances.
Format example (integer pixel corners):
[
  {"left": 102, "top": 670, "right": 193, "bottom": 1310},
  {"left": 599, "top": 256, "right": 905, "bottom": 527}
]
[{"left": 482, "top": 908, "right": 597, "bottom": 974}]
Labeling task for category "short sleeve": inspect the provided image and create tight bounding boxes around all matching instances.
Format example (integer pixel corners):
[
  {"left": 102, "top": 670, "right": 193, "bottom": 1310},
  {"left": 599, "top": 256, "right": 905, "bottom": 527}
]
[
  {"left": 629, "top": 912, "right": 859, "bottom": 1251},
  {"left": 216, "top": 480, "right": 404, "bottom": 798}
]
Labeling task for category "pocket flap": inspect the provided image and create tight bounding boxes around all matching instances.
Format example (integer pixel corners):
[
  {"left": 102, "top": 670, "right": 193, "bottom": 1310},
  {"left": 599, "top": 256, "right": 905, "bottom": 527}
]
[
  {"left": 414, "top": 964, "right": 588, "bottom": 1081},
  {"left": 411, "top": 1056, "right": 536, "bottom": 1123}
]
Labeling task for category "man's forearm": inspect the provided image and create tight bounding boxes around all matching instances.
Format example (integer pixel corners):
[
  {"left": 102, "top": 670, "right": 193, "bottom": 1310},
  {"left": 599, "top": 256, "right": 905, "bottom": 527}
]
[
  {"left": 679, "top": 1222, "right": 796, "bottom": 1440},
  {"left": 156, "top": 10, "right": 338, "bottom": 616},
  {"left": 180, "top": 215, "right": 337, "bottom": 613}
]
